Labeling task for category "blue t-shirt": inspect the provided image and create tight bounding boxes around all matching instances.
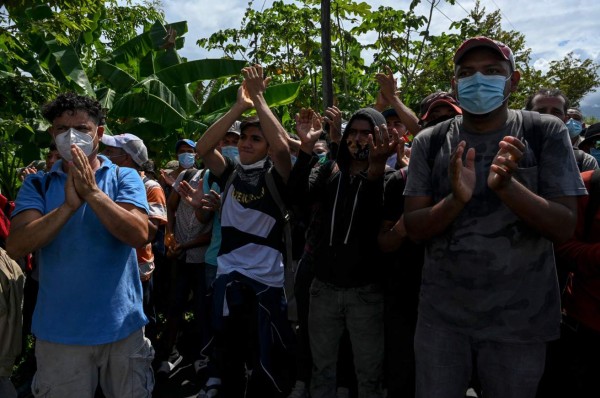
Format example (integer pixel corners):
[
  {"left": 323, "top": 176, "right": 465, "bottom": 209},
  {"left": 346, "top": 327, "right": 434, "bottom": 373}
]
[
  {"left": 203, "top": 169, "right": 221, "bottom": 267},
  {"left": 12, "top": 156, "right": 149, "bottom": 345}
]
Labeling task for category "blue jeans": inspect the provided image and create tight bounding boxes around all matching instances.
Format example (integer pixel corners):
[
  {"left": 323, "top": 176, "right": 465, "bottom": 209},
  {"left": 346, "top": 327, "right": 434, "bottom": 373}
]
[
  {"left": 415, "top": 318, "right": 546, "bottom": 398},
  {"left": 308, "top": 278, "right": 384, "bottom": 398}
]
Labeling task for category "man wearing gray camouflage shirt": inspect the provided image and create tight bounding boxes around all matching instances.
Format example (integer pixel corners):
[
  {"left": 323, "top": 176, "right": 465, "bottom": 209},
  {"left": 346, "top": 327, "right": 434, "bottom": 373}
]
[{"left": 404, "top": 36, "right": 587, "bottom": 398}]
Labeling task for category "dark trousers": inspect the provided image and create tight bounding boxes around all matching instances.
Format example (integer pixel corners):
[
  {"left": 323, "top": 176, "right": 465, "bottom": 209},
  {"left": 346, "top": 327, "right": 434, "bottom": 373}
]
[{"left": 537, "top": 317, "right": 600, "bottom": 397}]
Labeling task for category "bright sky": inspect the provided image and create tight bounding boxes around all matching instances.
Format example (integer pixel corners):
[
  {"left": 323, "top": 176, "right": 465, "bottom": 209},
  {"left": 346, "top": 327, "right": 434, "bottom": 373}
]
[{"left": 160, "top": 0, "right": 600, "bottom": 117}]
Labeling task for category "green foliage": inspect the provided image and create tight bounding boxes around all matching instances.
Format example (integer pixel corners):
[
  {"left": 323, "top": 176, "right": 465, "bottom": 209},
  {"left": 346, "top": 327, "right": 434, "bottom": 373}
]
[
  {"left": 196, "top": 0, "right": 599, "bottom": 126},
  {"left": 1, "top": 0, "right": 599, "bottom": 199},
  {"left": 0, "top": 1, "right": 301, "bottom": 200}
]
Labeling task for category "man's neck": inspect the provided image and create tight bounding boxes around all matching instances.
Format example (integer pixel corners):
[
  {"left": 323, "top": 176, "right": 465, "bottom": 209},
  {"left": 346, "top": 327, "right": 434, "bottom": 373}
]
[
  {"left": 62, "top": 155, "right": 101, "bottom": 173},
  {"left": 462, "top": 106, "right": 510, "bottom": 134}
]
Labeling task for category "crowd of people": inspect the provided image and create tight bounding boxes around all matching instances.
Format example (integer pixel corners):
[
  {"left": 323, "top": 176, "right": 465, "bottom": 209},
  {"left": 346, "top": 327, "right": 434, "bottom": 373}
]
[{"left": 0, "top": 35, "right": 599, "bottom": 398}]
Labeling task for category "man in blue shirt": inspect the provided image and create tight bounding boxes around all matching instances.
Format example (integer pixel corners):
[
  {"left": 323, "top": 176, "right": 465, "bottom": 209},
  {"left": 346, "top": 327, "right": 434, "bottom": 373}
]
[{"left": 7, "top": 93, "right": 153, "bottom": 397}]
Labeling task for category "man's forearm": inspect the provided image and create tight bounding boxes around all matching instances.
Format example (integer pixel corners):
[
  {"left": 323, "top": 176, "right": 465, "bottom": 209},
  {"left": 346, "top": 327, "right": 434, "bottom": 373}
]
[
  {"left": 197, "top": 104, "right": 247, "bottom": 157},
  {"left": 85, "top": 190, "right": 149, "bottom": 248},
  {"left": 404, "top": 194, "right": 466, "bottom": 241},
  {"left": 7, "top": 205, "right": 75, "bottom": 259},
  {"left": 494, "top": 179, "right": 577, "bottom": 244}
]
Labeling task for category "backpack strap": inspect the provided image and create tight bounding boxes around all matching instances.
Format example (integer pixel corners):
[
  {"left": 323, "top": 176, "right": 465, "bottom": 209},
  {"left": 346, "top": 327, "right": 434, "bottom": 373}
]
[
  {"left": 264, "top": 168, "right": 293, "bottom": 271},
  {"left": 573, "top": 148, "right": 585, "bottom": 172},
  {"left": 584, "top": 168, "right": 600, "bottom": 239},
  {"left": 221, "top": 166, "right": 294, "bottom": 271},
  {"left": 520, "top": 110, "right": 543, "bottom": 163},
  {"left": 427, "top": 118, "right": 454, "bottom": 169}
]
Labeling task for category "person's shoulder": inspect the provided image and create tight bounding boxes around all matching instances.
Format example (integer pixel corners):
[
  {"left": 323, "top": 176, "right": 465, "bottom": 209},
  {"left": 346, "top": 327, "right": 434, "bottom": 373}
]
[
  {"left": 116, "top": 166, "right": 142, "bottom": 181},
  {"left": 538, "top": 112, "right": 566, "bottom": 129},
  {"left": 144, "top": 178, "right": 162, "bottom": 190}
]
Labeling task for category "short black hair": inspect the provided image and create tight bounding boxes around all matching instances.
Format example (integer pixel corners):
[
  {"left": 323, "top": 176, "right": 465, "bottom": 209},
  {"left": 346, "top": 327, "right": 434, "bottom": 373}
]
[
  {"left": 239, "top": 116, "right": 262, "bottom": 134},
  {"left": 524, "top": 88, "right": 570, "bottom": 114},
  {"left": 42, "top": 92, "right": 105, "bottom": 126}
]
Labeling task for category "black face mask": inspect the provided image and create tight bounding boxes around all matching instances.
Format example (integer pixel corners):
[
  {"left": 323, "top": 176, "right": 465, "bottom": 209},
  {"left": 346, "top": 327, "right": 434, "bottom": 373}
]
[
  {"left": 350, "top": 142, "right": 369, "bottom": 161},
  {"left": 424, "top": 114, "right": 455, "bottom": 128}
]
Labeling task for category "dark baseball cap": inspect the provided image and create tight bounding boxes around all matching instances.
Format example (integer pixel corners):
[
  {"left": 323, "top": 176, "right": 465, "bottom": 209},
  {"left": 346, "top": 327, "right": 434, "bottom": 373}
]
[
  {"left": 420, "top": 91, "right": 462, "bottom": 121},
  {"left": 454, "top": 36, "right": 516, "bottom": 71}
]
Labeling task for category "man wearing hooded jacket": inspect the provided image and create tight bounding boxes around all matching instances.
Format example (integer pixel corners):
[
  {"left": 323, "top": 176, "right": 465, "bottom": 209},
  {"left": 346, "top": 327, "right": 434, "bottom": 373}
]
[{"left": 290, "top": 107, "right": 398, "bottom": 398}]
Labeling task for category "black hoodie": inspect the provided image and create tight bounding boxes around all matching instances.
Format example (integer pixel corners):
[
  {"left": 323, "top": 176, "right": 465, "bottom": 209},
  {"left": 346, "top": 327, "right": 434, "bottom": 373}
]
[{"left": 290, "top": 108, "right": 387, "bottom": 287}]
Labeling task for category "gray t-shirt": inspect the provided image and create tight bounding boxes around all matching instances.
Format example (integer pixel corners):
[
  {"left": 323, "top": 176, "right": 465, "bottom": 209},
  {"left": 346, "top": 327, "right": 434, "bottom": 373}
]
[
  {"left": 405, "top": 110, "right": 587, "bottom": 342},
  {"left": 173, "top": 169, "right": 212, "bottom": 263}
]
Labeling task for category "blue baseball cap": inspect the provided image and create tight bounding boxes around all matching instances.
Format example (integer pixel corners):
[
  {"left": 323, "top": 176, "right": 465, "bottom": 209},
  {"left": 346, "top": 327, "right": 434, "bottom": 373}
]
[{"left": 175, "top": 138, "right": 196, "bottom": 153}]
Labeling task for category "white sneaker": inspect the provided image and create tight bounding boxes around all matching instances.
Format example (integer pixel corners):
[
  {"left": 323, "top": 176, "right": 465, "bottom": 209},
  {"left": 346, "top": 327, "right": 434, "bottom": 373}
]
[
  {"left": 197, "top": 377, "right": 221, "bottom": 398},
  {"left": 194, "top": 357, "right": 210, "bottom": 373},
  {"left": 288, "top": 380, "right": 308, "bottom": 398},
  {"left": 156, "top": 354, "right": 183, "bottom": 375}
]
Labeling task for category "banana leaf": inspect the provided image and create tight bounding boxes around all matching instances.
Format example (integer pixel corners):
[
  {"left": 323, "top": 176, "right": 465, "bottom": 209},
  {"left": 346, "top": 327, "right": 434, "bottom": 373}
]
[
  {"left": 110, "top": 92, "right": 188, "bottom": 130},
  {"left": 96, "top": 60, "right": 138, "bottom": 93},
  {"left": 155, "top": 59, "right": 247, "bottom": 87}
]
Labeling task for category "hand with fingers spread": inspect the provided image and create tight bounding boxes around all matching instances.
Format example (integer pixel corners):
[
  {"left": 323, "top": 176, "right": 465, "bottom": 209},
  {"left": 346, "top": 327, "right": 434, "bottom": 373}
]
[
  {"left": 242, "top": 64, "right": 271, "bottom": 102},
  {"left": 178, "top": 180, "right": 204, "bottom": 209},
  {"left": 375, "top": 66, "right": 399, "bottom": 105},
  {"left": 449, "top": 141, "right": 476, "bottom": 204},
  {"left": 200, "top": 190, "right": 221, "bottom": 213},
  {"left": 368, "top": 123, "right": 400, "bottom": 166},
  {"left": 70, "top": 145, "right": 100, "bottom": 200},
  {"left": 295, "top": 108, "right": 323, "bottom": 152},
  {"left": 323, "top": 106, "right": 343, "bottom": 143},
  {"left": 160, "top": 169, "right": 175, "bottom": 188},
  {"left": 488, "top": 135, "right": 525, "bottom": 191}
]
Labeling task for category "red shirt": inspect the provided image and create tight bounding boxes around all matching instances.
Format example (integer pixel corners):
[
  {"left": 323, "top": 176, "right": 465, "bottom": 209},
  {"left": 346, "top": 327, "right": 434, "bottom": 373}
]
[{"left": 556, "top": 170, "right": 600, "bottom": 332}]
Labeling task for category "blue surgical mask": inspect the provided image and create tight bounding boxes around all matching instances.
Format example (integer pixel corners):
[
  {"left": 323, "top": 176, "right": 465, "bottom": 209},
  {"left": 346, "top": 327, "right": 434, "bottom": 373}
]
[
  {"left": 565, "top": 118, "right": 583, "bottom": 138},
  {"left": 590, "top": 148, "right": 600, "bottom": 164},
  {"left": 317, "top": 152, "right": 328, "bottom": 164},
  {"left": 457, "top": 72, "right": 510, "bottom": 115},
  {"left": 178, "top": 152, "right": 196, "bottom": 169},
  {"left": 221, "top": 146, "right": 239, "bottom": 163}
]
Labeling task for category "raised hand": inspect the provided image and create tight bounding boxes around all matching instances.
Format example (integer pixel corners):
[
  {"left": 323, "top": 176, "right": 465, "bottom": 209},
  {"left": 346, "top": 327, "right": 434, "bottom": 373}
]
[
  {"left": 488, "top": 136, "right": 525, "bottom": 191},
  {"left": 160, "top": 169, "right": 175, "bottom": 188},
  {"left": 178, "top": 180, "right": 204, "bottom": 208},
  {"left": 449, "top": 141, "right": 476, "bottom": 204},
  {"left": 368, "top": 123, "right": 399, "bottom": 165},
  {"left": 322, "top": 106, "right": 343, "bottom": 143},
  {"left": 242, "top": 64, "right": 270, "bottom": 101},
  {"left": 200, "top": 190, "right": 221, "bottom": 213},
  {"left": 236, "top": 80, "right": 254, "bottom": 110},
  {"left": 295, "top": 108, "right": 323, "bottom": 146},
  {"left": 375, "top": 66, "right": 398, "bottom": 104}
]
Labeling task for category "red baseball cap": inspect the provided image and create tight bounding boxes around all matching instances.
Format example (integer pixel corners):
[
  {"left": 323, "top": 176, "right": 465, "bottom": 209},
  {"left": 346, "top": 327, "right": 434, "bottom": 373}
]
[
  {"left": 454, "top": 36, "right": 516, "bottom": 71},
  {"left": 420, "top": 92, "right": 462, "bottom": 121}
]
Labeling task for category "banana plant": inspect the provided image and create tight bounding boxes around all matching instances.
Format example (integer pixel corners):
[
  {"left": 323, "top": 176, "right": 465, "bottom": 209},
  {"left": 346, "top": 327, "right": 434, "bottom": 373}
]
[{"left": 1, "top": 3, "right": 302, "bottom": 194}]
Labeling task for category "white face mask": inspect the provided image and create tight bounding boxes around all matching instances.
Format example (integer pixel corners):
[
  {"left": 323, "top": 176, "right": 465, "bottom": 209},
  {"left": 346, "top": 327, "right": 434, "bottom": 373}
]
[{"left": 54, "top": 128, "right": 96, "bottom": 161}]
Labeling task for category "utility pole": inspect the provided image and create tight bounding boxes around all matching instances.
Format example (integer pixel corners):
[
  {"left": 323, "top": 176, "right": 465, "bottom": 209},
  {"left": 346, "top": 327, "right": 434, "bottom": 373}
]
[{"left": 321, "top": 0, "right": 333, "bottom": 110}]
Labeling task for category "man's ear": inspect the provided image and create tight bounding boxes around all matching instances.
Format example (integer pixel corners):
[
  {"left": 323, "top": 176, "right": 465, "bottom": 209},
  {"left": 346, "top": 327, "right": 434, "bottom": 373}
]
[
  {"left": 97, "top": 125, "right": 104, "bottom": 140},
  {"left": 509, "top": 70, "right": 521, "bottom": 92}
]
